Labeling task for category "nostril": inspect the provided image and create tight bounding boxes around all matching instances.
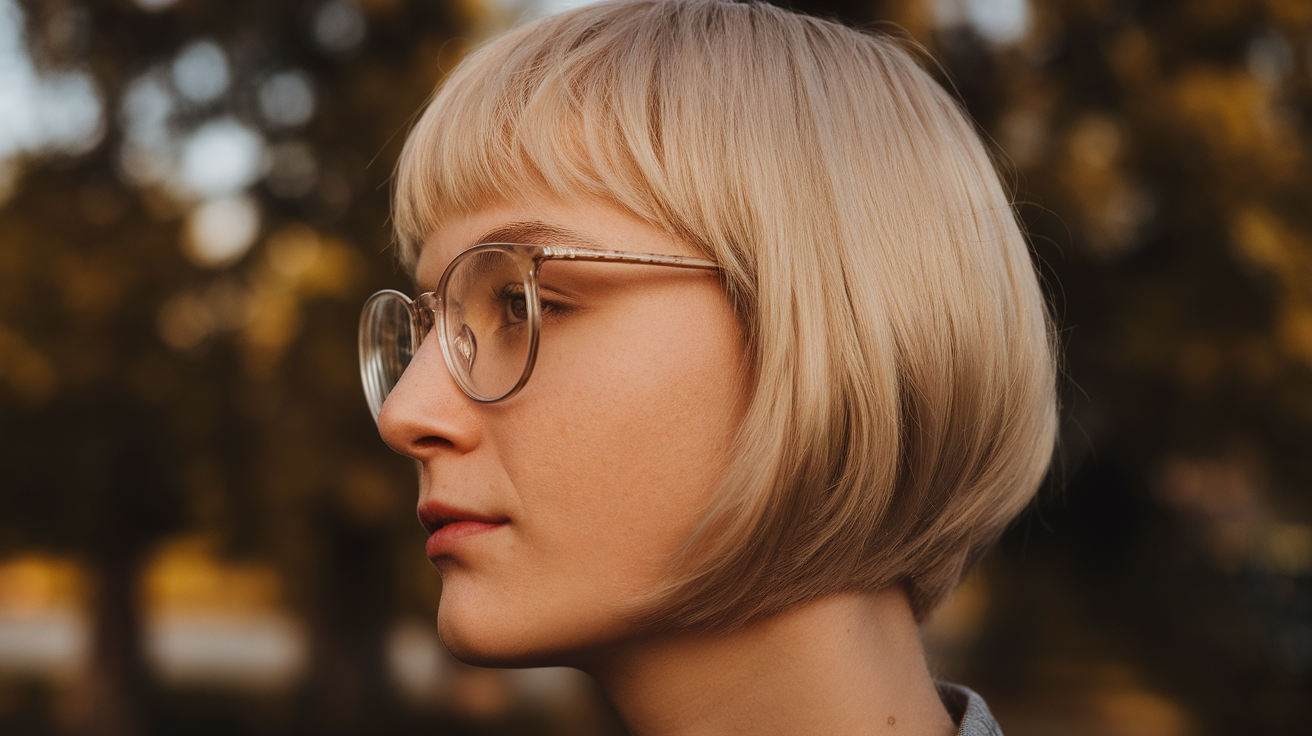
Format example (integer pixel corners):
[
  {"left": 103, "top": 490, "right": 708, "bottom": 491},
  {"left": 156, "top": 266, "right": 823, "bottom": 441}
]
[{"left": 412, "top": 435, "right": 456, "bottom": 452}]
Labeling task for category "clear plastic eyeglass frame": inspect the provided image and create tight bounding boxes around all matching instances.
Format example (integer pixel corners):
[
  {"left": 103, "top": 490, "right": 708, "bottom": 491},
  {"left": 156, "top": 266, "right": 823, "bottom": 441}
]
[{"left": 358, "top": 243, "right": 719, "bottom": 420}]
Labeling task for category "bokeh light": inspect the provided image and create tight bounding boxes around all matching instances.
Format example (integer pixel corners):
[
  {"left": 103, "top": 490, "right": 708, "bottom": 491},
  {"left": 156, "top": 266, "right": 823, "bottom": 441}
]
[
  {"left": 179, "top": 119, "right": 266, "bottom": 198},
  {"left": 0, "top": 0, "right": 102, "bottom": 168},
  {"left": 184, "top": 194, "right": 262, "bottom": 267},
  {"left": 259, "top": 71, "right": 316, "bottom": 129},
  {"left": 313, "top": 0, "right": 366, "bottom": 54},
  {"left": 171, "top": 40, "right": 230, "bottom": 105}
]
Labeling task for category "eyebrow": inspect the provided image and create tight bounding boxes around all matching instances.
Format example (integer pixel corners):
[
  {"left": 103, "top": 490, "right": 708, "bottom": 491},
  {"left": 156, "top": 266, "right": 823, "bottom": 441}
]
[
  {"left": 471, "top": 221, "right": 608, "bottom": 250},
  {"left": 416, "top": 221, "right": 607, "bottom": 293}
]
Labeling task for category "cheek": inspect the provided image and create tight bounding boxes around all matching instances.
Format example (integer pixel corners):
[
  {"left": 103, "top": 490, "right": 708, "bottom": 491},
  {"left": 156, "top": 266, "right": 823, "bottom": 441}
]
[{"left": 500, "top": 291, "right": 746, "bottom": 593}]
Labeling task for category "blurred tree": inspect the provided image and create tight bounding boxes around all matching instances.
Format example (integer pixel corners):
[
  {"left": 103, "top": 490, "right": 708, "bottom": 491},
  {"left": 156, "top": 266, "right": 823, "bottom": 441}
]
[{"left": 0, "top": 0, "right": 467, "bottom": 733}]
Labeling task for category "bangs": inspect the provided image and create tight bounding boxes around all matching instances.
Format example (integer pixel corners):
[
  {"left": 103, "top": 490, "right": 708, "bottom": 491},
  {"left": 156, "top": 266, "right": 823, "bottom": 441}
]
[{"left": 393, "top": 1, "right": 698, "bottom": 269}]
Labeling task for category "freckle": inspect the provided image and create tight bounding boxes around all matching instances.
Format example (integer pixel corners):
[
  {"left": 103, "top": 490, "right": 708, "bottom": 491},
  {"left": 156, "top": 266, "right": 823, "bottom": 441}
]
[{"left": 887, "top": 715, "right": 896, "bottom": 726}]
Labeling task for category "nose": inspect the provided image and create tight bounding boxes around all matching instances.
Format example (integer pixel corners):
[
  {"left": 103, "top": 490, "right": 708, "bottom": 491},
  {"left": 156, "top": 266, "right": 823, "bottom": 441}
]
[{"left": 376, "top": 336, "right": 482, "bottom": 459}]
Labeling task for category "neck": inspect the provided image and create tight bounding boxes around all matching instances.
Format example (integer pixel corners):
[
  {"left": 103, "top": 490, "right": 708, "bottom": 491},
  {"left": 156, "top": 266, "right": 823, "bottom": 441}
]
[{"left": 582, "top": 590, "right": 957, "bottom": 736}]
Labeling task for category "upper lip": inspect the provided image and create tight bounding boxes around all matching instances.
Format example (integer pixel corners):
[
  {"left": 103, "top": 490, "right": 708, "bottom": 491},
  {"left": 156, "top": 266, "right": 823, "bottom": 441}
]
[{"left": 418, "top": 501, "right": 508, "bottom": 535}]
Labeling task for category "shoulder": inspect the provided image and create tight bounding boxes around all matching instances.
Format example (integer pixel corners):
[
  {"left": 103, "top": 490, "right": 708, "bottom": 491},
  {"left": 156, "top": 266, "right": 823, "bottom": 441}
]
[{"left": 936, "top": 682, "right": 1005, "bottom": 736}]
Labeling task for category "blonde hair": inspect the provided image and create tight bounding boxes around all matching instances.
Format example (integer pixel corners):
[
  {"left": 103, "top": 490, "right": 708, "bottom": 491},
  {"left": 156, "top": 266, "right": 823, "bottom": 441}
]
[{"left": 395, "top": 0, "right": 1058, "bottom": 628}]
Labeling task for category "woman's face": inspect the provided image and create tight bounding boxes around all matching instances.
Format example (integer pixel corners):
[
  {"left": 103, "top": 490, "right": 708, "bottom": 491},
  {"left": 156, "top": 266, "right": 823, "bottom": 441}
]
[{"left": 377, "top": 195, "right": 748, "bottom": 667}]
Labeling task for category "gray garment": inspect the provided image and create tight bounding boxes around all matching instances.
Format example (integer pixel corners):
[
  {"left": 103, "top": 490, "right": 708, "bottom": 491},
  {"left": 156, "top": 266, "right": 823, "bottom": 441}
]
[{"left": 937, "top": 682, "right": 1004, "bottom": 736}]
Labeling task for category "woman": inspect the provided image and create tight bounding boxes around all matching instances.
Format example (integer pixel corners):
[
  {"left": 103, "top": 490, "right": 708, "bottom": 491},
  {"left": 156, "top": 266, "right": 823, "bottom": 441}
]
[{"left": 358, "top": 1, "right": 1057, "bottom": 733}]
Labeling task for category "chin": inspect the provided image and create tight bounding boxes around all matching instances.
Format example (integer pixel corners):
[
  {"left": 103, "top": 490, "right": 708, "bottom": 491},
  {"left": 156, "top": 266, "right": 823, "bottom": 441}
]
[
  {"left": 435, "top": 586, "right": 630, "bottom": 669},
  {"left": 440, "top": 619, "right": 612, "bottom": 670},
  {"left": 433, "top": 592, "right": 568, "bottom": 668},
  {"left": 433, "top": 591, "right": 529, "bottom": 666},
  {"left": 437, "top": 622, "right": 526, "bottom": 668}
]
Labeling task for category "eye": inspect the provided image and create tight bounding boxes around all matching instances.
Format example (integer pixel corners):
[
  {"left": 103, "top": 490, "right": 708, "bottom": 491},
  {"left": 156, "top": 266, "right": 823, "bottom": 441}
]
[
  {"left": 491, "top": 283, "right": 529, "bottom": 325},
  {"left": 507, "top": 293, "right": 528, "bottom": 321}
]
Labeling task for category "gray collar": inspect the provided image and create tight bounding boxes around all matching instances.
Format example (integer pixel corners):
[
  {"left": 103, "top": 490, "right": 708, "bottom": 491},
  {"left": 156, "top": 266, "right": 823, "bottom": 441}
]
[{"left": 936, "top": 682, "right": 1004, "bottom": 736}]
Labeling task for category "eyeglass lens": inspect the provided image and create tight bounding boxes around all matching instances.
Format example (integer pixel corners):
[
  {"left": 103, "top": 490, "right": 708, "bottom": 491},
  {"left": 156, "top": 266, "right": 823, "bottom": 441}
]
[
  {"left": 359, "top": 291, "right": 417, "bottom": 419},
  {"left": 441, "top": 248, "right": 535, "bottom": 402},
  {"left": 359, "top": 247, "right": 537, "bottom": 419}
]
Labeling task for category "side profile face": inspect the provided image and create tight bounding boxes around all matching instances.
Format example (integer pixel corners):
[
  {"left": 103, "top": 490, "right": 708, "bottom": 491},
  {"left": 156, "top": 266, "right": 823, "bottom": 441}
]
[{"left": 377, "top": 194, "right": 749, "bottom": 666}]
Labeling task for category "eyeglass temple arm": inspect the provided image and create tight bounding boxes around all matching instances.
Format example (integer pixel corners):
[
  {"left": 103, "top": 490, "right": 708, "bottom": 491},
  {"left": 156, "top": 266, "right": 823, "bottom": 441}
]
[{"left": 538, "top": 246, "right": 719, "bottom": 270}]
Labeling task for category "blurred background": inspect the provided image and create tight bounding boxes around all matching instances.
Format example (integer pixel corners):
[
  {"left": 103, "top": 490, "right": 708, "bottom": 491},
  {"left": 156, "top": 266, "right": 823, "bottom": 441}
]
[{"left": 0, "top": 0, "right": 1307, "bottom": 734}]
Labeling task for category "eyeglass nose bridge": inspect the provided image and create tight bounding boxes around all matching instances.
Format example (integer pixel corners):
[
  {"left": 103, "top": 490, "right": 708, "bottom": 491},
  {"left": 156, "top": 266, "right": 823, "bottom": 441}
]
[
  {"left": 407, "top": 291, "right": 483, "bottom": 396},
  {"left": 452, "top": 323, "right": 477, "bottom": 373}
]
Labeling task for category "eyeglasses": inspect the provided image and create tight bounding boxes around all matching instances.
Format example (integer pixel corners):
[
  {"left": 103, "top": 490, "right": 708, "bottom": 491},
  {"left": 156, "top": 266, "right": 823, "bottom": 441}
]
[{"left": 358, "top": 242, "right": 719, "bottom": 419}]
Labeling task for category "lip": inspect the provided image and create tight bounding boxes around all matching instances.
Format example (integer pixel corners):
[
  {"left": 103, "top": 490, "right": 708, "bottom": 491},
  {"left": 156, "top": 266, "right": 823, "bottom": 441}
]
[
  {"left": 419, "top": 501, "right": 509, "bottom": 559},
  {"left": 425, "top": 520, "right": 507, "bottom": 557}
]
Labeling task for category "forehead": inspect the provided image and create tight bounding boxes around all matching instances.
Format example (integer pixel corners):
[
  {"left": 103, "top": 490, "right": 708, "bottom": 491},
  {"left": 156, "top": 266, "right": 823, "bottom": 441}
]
[{"left": 412, "top": 198, "right": 695, "bottom": 292}]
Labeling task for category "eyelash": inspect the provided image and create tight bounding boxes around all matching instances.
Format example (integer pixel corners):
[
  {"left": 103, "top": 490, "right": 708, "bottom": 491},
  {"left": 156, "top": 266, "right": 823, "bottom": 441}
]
[{"left": 492, "top": 285, "right": 572, "bottom": 319}]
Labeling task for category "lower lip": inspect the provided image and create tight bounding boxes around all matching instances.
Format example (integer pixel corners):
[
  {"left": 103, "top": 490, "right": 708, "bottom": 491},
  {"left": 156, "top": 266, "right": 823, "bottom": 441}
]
[{"left": 426, "top": 520, "right": 507, "bottom": 558}]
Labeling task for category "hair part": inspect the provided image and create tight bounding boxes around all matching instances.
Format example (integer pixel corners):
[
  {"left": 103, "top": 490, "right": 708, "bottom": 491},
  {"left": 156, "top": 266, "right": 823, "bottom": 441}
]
[{"left": 395, "top": 0, "right": 1058, "bottom": 629}]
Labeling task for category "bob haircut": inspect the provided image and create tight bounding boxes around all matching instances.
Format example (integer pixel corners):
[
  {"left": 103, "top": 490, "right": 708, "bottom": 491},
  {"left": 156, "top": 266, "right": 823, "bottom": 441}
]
[{"left": 394, "top": 0, "right": 1058, "bottom": 630}]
